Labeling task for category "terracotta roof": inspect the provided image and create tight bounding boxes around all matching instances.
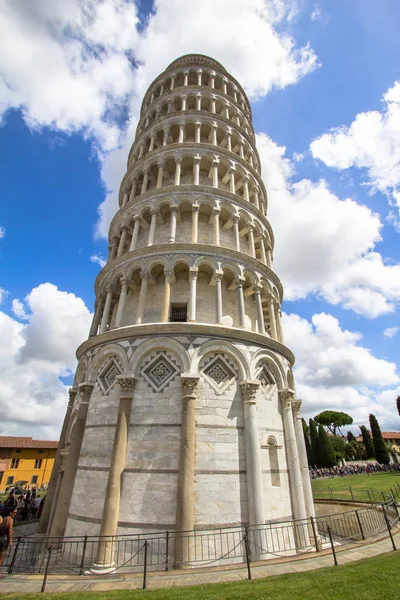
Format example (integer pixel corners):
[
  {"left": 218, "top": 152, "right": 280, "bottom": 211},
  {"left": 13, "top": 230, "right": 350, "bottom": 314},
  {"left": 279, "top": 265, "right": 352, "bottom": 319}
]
[
  {"left": 356, "top": 431, "right": 400, "bottom": 442},
  {"left": 0, "top": 436, "right": 58, "bottom": 449}
]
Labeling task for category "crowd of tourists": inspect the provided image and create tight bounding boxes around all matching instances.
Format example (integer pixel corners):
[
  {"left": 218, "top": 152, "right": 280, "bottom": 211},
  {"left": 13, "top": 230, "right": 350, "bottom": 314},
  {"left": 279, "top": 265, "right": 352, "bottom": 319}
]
[
  {"left": 310, "top": 462, "right": 400, "bottom": 479},
  {"left": 0, "top": 487, "right": 45, "bottom": 521}
]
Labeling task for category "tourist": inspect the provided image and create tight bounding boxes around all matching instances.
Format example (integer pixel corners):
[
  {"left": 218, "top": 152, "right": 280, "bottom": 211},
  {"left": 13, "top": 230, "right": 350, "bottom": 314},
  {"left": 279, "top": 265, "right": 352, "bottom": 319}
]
[{"left": 0, "top": 508, "right": 17, "bottom": 577}]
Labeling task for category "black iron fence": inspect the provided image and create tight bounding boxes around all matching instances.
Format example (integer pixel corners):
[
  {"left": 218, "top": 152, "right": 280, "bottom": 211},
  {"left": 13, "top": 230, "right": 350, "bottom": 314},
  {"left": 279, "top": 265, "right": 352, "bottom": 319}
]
[
  {"left": 313, "top": 484, "right": 400, "bottom": 504},
  {"left": 2, "top": 498, "right": 399, "bottom": 585}
]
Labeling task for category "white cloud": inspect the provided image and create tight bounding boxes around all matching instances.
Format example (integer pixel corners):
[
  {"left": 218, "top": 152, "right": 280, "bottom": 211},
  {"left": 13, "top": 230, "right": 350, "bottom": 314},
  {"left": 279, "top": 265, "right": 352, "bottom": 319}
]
[
  {"left": 257, "top": 133, "right": 400, "bottom": 316},
  {"left": 311, "top": 5, "right": 321, "bottom": 21},
  {"left": 12, "top": 298, "right": 29, "bottom": 320},
  {"left": 0, "top": 283, "right": 92, "bottom": 437},
  {"left": 0, "top": 226, "right": 5, "bottom": 238},
  {"left": 284, "top": 312, "right": 400, "bottom": 430},
  {"left": 310, "top": 81, "right": 400, "bottom": 226},
  {"left": 384, "top": 326, "right": 399, "bottom": 339},
  {"left": 90, "top": 253, "right": 106, "bottom": 268},
  {"left": 0, "top": 288, "right": 8, "bottom": 304}
]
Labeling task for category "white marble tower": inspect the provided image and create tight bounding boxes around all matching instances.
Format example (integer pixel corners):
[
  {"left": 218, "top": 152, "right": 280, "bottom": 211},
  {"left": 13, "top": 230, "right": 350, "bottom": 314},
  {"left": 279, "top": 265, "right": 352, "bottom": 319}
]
[{"left": 41, "top": 54, "right": 314, "bottom": 566}]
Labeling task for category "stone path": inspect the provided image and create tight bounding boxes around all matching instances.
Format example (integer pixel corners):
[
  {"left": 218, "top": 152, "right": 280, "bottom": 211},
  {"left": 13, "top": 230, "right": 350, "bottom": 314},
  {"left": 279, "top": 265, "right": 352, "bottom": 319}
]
[{"left": 0, "top": 532, "right": 399, "bottom": 595}]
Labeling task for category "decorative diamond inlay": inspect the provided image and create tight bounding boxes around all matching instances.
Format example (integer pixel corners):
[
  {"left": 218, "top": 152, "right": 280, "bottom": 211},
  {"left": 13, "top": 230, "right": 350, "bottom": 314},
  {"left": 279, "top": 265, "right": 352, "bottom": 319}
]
[
  {"left": 203, "top": 355, "right": 236, "bottom": 393},
  {"left": 98, "top": 358, "right": 122, "bottom": 394},
  {"left": 142, "top": 352, "right": 180, "bottom": 392},
  {"left": 258, "top": 367, "right": 274, "bottom": 387}
]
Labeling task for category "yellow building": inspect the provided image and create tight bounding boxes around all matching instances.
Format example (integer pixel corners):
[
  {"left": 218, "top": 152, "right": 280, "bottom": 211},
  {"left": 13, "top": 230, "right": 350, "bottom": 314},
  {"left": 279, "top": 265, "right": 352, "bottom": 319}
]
[{"left": 0, "top": 436, "right": 58, "bottom": 492}]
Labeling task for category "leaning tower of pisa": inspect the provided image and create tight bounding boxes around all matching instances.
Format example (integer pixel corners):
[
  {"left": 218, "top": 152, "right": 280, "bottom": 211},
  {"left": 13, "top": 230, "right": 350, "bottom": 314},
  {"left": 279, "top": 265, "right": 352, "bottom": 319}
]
[{"left": 42, "top": 54, "right": 314, "bottom": 566}]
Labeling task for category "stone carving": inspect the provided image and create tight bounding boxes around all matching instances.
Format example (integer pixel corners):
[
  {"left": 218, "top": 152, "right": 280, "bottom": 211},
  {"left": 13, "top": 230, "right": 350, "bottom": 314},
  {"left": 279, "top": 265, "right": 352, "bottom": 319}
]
[
  {"left": 279, "top": 389, "right": 295, "bottom": 410},
  {"left": 258, "top": 366, "right": 274, "bottom": 387},
  {"left": 79, "top": 383, "right": 94, "bottom": 398},
  {"left": 98, "top": 358, "right": 123, "bottom": 394},
  {"left": 240, "top": 381, "right": 260, "bottom": 403},
  {"left": 291, "top": 399, "right": 302, "bottom": 418},
  {"left": 181, "top": 375, "right": 200, "bottom": 396},
  {"left": 203, "top": 354, "right": 236, "bottom": 393},
  {"left": 117, "top": 375, "right": 138, "bottom": 394},
  {"left": 142, "top": 352, "right": 180, "bottom": 392}
]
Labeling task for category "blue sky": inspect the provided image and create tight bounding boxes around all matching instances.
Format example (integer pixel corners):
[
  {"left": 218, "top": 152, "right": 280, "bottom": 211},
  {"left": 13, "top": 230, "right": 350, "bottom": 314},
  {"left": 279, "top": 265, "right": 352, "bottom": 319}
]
[{"left": 1, "top": 0, "right": 400, "bottom": 438}]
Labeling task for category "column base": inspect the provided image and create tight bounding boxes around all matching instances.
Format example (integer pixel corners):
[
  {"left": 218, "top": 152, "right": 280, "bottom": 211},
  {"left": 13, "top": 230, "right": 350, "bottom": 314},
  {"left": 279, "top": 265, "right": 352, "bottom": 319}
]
[{"left": 88, "top": 563, "right": 116, "bottom": 575}]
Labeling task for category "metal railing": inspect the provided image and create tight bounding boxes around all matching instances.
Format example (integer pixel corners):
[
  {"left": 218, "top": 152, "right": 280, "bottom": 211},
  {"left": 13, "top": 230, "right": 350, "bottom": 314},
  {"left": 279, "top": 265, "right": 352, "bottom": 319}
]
[
  {"left": 313, "top": 483, "right": 400, "bottom": 504},
  {"left": 2, "top": 497, "right": 399, "bottom": 589}
]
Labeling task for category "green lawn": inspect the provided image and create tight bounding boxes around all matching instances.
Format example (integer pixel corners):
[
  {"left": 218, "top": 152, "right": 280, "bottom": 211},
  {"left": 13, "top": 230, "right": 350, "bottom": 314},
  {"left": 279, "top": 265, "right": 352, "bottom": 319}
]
[
  {"left": 312, "top": 471, "right": 400, "bottom": 500},
  {"left": 2, "top": 551, "right": 400, "bottom": 600}
]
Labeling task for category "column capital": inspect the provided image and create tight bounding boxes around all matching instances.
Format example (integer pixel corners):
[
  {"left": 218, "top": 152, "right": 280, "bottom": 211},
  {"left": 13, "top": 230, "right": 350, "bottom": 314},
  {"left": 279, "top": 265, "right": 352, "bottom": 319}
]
[
  {"left": 215, "top": 270, "right": 224, "bottom": 281},
  {"left": 233, "top": 214, "right": 240, "bottom": 223},
  {"left": 196, "top": 68, "right": 203, "bottom": 74},
  {"left": 192, "top": 204, "right": 200, "bottom": 213},
  {"left": 292, "top": 399, "right": 302, "bottom": 418},
  {"left": 189, "top": 267, "right": 199, "bottom": 280},
  {"left": 181, "top": 374, "right": 200, "bottom": 397},
  {"left": 183, "top": 69, "right": 190, "bottom": 75},
  {"left": 120, "top": 275, "right": 128, "bottom": 286},
  {"left": 150, "top": 208, "right": 159, "bottom": 216},
  {"left": 247, "top": 222, "right": 255, "bottom": 231},
  {"left": 234, "top": 277, "right": 245, "bottom": 288},
  {"left": 240, "top": 380, "right": 260, "bottom": 404},
  {"left": 170, "top": 204, "right": 178, "bottom": 213},
  {"left": 212, "top": 121, "right": 218, "bottom": 129},
  {"left": 78, "top": 382, "right": 94, "bottom": 400},
  {"left": 212, "top": 206, "right": 221, "bottom": 215},
  {"left": 117, "top": 375, "right": 138, "bottom": 395},
  {"left": 140, "top": 269, "right": 150, "bottom": 280},
  {"left": 157, "top": 159, "right": 165, "bottom": 168},
  {"left": 164, "top": 269, "right": 175, "bottom": 283},
  {"left": 68, "top": 387, "right": 78, "bottom": 406},
  {"left": 212, "top": 157, "right": 220, "bottom": 166},
  {"left": 194, "top": 154, "right": 201, "bottom": 163},
  {"left": 279, "top": 388, "right": 295, "bottom": 410}
]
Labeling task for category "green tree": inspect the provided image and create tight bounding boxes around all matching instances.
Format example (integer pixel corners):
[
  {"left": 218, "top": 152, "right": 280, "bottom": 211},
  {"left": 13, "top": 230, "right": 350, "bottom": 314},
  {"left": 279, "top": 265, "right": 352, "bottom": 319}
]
[
  {"left": 302, "top": 418, "right": 312, "bottom": 466},
  {"left": 318, "top": 425, "right": 336, "bottom": 467},
  {"left": 345, "top": 440, "right": 365, "bottom": 461},
  {"left": 330, "top": 435, "right": 346, "bottom": 463},
  {"left": 396, "top": 396, "right": 400, "bottom": 417},
  {"left": 347, "top": 431, "right": 356, "bottom": 443},
  {"left": 360, "top": 425, "right": 375, "bottom": 459},
  {"left": 314, "top": 410, "right": 353, "bottom": 436},
  {"left": 309, "top": 419, "right": 319, "bottom": 466},
  {"left": 369, "top": 414, "right": 390, "bottom": 465}
]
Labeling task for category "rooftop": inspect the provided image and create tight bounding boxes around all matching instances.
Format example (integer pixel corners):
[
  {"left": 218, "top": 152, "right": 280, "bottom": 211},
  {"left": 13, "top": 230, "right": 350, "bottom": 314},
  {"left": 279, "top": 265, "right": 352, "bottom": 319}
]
[{"left": 0, "top": 436, "right": 58, "bottom": 449}]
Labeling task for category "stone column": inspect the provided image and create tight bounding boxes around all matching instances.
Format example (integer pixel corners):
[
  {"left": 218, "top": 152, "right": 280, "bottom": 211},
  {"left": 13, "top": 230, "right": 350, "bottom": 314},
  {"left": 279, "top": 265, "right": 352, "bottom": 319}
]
[
  {"left": 170, "top": 75, "right": 175, "bottom": 90},
  {"left": 196, "top": 93, "right": 202, "bottom": 111},
  {"left": 117, "top": 227, "right": 127, "bottom": 258},
  {"left": 222, "top": 77, "right": 228, "bottom": 95},
  {"left": 260, "top": 237, "right": 267, "bottom": 265},
  {"left": 211, "top": 123, "right": 218, "bottom": 146},
  {"left": 175, "top": 375, "right": 200, "bottom": 567},
  {"left": 192, "top": 205, "right": 199, "bottom": 243},
  {"left": 48, "top": 383, "right": 94, "bottom": 538},
  {"left": 162, "top": 270, "right": 174, "bottom": 322},
  {"left": 276, "top": 307, "right": 284, "bottom": 343},
  {"left": 279, "top": 390, "right": 308, "bottom": 546},
  {"left": 183, "top": 70, "right": 189, "bottom": 87},
  {"left": 162, "top": 129, "right": 169, "bottom": 146},
  {"left": 254, "top": 287, "right": 265, "bottom": 334},
  {"left": 212, "top": 159, "right": 219, "bottom": 188},
  {"left": 252, "top": 186, "right": 260, "bottom": 210},
  {"left": 266, "top": 247, "right": 273, "bottom": 268},
  {"left": 197, "top": 69, "right": 202, "bottom": 86},
  {"left": 193, "top": 156, "right": 200, "bottom": 185},
  {"left": 229, "top": 166, "right": 236, "bottom": 194},
  {"left": 169, "top": 206, "right": 178, "bottom": 243},
  {"left": 195, "top": 121, "right": 201, "bottom": 143},
  {"left": 188, "top": 268, "right": 198, "bottom": 321},
  {"left": 243, "top": 176, "right": 250, "bottom": 202},
  {"left": 240, "top": 381, "right": 264, "bottom": 526},
  {"left": 136, "top": 271, "right": 149, "bottom": 324},
  {"left": 138, "top": 145, "right": 144, "bottom": 159},
  {"left": 248, "top": 224, "right": 256, "bottom": 258},
  {"left": 215, "top": 271, "right": 223, "bottom": 324},
  {"left": 213, "top": 208, "right": 220, "bottom": 245},
  {"left": 89, "top": 298, "right": 103, "bottom": 337},
  {"left": 209, "top": 71, "right": 216, "bottom": 88},
  {"left": 233, "top": 215, "right": 240, "bottom": 251},
  {"left": 178, "top": 122, "right": 185, "bottom": 143},
  {"left": 95, "top": 376, "right": 137, "bottom": 569},
  {"left": 147, "top": 209, "right": 158, "bottom": 246},
  {"left": 226, "top": 129, "right": 232, "bottom": 151},
  {"left": 224, "top": 104, "right": 230, "bottom": 120},
  {"left": 148, "top": 134, "right": 155, "bottom": 152},
  {"left": 156, "top": 161, "right": 164, "bottom": 188},
  {"left": 181, "top": 95, "right": 187, "bottom": 111},
  {"left": 174, "top": 158, "right": 182, "bottom": 185},
  {"left": 236, "top": 278, "right": 246, "bottom": 328},
  {"left": 141, "top": 170, "right": 149, "bottom": 194},
  {"left": 39, "top": 387, "right": 77, "bottom": 534},
  {"left": 239, "top": 141, "right": 245, "bottom": 159},
  {"left": 129, "top": 180, "right": 137, "bottom": 203},
  {"left": 115, "top": 277, "right": 128, "bottom": 328},
  {"left": 268, "top": 297, "right": 277, "bottom": 339},
  {"left": 100, "top": 288, "right": 113, "bottom": 334},
  {"left": 107, "top": 237, "right": 118, "bottom": 264},
  {"left": 122, "top": 191, "right": 128, "bottom": 207},
  {"left": 292, "top": 400, "right": 315, "bottom": 520},
  {"left": 129, "top": 217, "right": 140, "bottom": 251},
  {"left": 210, "top": 96, "right": 216, "bottom": 113}
]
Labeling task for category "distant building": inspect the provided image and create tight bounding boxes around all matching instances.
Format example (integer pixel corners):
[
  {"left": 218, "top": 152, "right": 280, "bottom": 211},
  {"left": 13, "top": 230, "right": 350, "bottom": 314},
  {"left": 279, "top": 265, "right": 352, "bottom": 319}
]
[
  {"left": 0, "top": 436, "right": 58, "bottom": 492},
  {"left": 356, "top": 432, "right": 400, "bottom": 453}
]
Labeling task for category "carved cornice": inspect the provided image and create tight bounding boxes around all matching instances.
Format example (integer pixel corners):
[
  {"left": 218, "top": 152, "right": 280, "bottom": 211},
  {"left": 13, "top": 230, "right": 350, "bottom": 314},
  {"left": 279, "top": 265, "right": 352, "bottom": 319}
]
[{"left": 240, "top": 380, "right": 260, "bottom": 404}]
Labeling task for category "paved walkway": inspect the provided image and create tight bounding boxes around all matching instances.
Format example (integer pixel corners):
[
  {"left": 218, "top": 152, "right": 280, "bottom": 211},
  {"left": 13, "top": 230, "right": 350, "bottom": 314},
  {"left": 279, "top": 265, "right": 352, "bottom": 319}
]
[{"left": 0, "top": 532, "right": 399, "bottom": 595}]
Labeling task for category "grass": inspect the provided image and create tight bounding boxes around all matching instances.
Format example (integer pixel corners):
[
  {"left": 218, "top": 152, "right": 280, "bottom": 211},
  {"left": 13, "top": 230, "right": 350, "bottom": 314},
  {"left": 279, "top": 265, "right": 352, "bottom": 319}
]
[
  {"left": 1, "top": 551, "right": 400, "bottom": 600},
  {"left": 311, "top": 471, "right": 400, "bottom": 499}
]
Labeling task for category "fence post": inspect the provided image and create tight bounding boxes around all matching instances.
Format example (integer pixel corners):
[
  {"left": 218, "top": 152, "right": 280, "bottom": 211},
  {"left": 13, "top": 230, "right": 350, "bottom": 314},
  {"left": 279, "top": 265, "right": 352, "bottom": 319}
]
[
  {"left": 327, "top": 526, "right": 338, "bottom": 566},
  {"left": 349, "top": 487, "right": 354, "bottom": 501},
  {"left": 355, "top": 510, "right": 365, "bottom": 541},
  {"left": 165, "top": 531, "right": 169, "bottom": 572},
  {"left": 382, "top": 491, "right": 386, "bottom": 502},
  {"left": 382, "top": 505, "right": 397, "bottom": 551},
  {"left": 142, "top": 541, "right": 149, "bottom": 590},
  {"left": 367, "top": 489, "right": 373, "bottom": 504},
  {"left": 244, "top": 525, "right": 252, "bottom": 563},
  {"left": 41, "top": 546, "right": 53, "bottom": 593},
  {"left": 8, "top": 536, "right": 21, "bottom": 575},
  {"left": 79, "top": 535, "right": 88, "bottom": 576},
  {"left": 329, "top": 487, "right": 334, "bottom": 500},
  {"left": 243, "top": 533, "right": 252, "bottom": 580},
  {"left": 310, "top": 517, "right": 320, "bottom": 552}
]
